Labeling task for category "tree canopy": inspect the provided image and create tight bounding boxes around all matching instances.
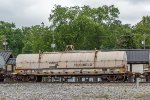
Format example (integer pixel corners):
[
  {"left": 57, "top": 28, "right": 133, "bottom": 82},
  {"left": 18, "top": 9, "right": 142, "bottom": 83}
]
[{"left": 0, "top": 5, "right": 149, "bottom": 56}]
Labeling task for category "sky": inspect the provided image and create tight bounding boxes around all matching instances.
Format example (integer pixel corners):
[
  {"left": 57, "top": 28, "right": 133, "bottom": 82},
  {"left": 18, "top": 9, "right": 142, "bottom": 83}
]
[{"left": 0, "top": 0, "right": 150, "bottom": 27}]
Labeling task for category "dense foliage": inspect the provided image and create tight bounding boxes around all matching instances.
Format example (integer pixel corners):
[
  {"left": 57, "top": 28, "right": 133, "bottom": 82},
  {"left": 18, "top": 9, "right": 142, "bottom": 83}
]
[{"left": 0, "top": 5, "right": 149, "bottom": 56}]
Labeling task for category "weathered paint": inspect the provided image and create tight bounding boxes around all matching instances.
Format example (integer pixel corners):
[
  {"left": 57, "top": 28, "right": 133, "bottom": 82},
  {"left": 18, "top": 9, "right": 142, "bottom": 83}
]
[
  {"left": 96, "top": 51, "right": 127, "bottom": 68},
  {"left": 16, "top": 52, "right": 62, "bottom": 69},
  {"left": 58, "top": 51, "right": 96, "bottom": 68},
  {"left": 16, "top": 51, "right": 127, "bottom": 71}
]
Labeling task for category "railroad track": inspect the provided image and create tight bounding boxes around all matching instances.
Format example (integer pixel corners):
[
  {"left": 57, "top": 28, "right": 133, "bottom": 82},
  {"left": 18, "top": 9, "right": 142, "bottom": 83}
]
[{"left": 0, "top": 81, "right": 150, "bottom": 84}]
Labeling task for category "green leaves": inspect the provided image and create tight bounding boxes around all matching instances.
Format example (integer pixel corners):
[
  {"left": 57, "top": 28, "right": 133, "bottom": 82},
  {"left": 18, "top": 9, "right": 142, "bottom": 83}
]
[
  {"left": 133, "top": 16, "right": 150, "bottom": 48},
  {"left": 1, "top": 5, "right": 150, "bottom": 55},
  {"left": 22, "top": 25, "right": 53, "bottom": 53},
  {"left": 49, "top": 5, "right": 121, "bottom": 50},
  {"left": 0, "top": 21, "right": 23, "bottom": 55}
]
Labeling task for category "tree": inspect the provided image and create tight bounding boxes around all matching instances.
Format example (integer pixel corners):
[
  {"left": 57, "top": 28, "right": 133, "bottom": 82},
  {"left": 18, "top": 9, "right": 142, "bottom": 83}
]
[
  {"left": 0, "top": 21, "right": 24, "bottom": 55},
  {"left": 133, "top": 16, "right": 150, "bottom": 48},
  {"left": 115, "top": 24, "right": 136, "bottom": 49},
  {"left": 22, "top": 25, "right": 53, "bottom": 53},
  {"left": 1, "top": 5, "right": 142, "bottom": 54},
  {"left": 48, "top": 5, "right": 121, "bottom": 50}
]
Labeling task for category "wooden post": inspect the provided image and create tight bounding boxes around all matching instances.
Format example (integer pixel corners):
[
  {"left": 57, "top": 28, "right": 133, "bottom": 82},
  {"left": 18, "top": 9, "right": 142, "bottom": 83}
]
[{"left": 130, "top": 64, "right": 132, "bottom": 72}]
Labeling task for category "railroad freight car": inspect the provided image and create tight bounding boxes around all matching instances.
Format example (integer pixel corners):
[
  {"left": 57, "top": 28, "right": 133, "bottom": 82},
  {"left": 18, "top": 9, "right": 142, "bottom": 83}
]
[{"left": 14, "top": 51, "right": 129, "bottom": 82}]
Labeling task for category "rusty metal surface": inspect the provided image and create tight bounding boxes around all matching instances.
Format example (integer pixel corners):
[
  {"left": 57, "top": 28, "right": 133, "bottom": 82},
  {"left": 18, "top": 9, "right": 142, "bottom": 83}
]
[
  {"left": 16, "top": 52, "right": 96, "bottom": 69},
  {"left": 96, "top": 51, "right": 127, "bottom": 68},
  {"left": 16, "top": 51, "right": 127, "bottom": 70},
  {"left": 16, "top": 53, "right": 62, "bottom": 69},
  {"left": 21, "top": 68, "right": 126, "bottom": 75},
  {"left": 16, "top": 54, "right": 39, "bottom": 69},
  {"left": 40, "top": 53, "right": 61, "bottom": 68},
  {"left": 58, "top": 52, "right": 95, "bottom": 68}
]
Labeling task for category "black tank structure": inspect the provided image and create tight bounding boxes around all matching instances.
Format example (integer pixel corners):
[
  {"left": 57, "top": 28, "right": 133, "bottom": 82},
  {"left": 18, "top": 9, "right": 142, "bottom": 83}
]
[{"left": 126, "top": 49, "right": 149, "bottom": 72}]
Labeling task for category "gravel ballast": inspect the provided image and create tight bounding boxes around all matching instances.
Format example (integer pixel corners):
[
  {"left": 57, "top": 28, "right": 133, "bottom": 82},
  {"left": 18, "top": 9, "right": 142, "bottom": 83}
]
[{"left": 0, "top": 83, "right": 150, "bottom": 100}]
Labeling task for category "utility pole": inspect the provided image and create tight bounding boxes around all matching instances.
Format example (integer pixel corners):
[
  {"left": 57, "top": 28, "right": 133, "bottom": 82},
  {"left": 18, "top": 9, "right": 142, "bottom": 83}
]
[
  {"left": 142, "top": 33, "right": 146, "bottom": 49},
  {"left": 3, "top": 35, "right": 8, "bottom": 51},
  {"left": 144, "top": 33, "right": 146, "bottom": 49},
  {"left": 51, "top": 31, "right": 55, "bottom": 51}
]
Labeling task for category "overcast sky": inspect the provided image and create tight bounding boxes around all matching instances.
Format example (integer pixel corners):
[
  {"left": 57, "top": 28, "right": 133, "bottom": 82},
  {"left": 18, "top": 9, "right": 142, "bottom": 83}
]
[{"left": 0, "top": 0, "right": 150, "bottom": 27}]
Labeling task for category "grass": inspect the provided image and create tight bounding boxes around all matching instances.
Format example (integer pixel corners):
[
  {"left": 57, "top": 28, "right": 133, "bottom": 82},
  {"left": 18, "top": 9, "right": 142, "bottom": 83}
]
[
  {"left": 95, "top": 94, "right": 110, "bottom": 99},
  {"left": 133, "top": 93, "right": 150, "bottom": 99},
  {"left": 72, "top": 94, "right": 110, "bottom": 99}
]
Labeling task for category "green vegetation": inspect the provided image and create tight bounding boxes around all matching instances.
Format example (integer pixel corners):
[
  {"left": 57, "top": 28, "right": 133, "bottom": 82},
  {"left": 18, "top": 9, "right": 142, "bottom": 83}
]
[
  {"left": 0, "top": 5, "right": 150, "bottom": 56},
  {"left": 133, "top": 93, "right": 150, "bottom": 99}
]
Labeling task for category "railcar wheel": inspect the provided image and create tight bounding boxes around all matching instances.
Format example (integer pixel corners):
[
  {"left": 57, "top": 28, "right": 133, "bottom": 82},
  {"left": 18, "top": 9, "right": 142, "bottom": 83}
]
[
  {"left": 106, "top": 75, "right": 118, "bottom": 82},
  {"left": 16, "top": 75, "right": 23, "bottom": 82},
  {"left": 36, "top": 76, "right": 42, "bottom": 82},
  {"left": 28, "top": 76, "right": 37, "bottom": 82},
  {"left": 22, "top": 76, "right": 30, "bottom": 82},
  {"left": 146, "top": 75, "right": 150, "bottom": 82},
  {"left": 101, "top": 75, "right": 109, "bottom": 82},
  {"left": 0, "top": 78, "right": 4, "bottom": 82},
  {"left": 116, "top": 75, "right": 126, "bottom": 82}
]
